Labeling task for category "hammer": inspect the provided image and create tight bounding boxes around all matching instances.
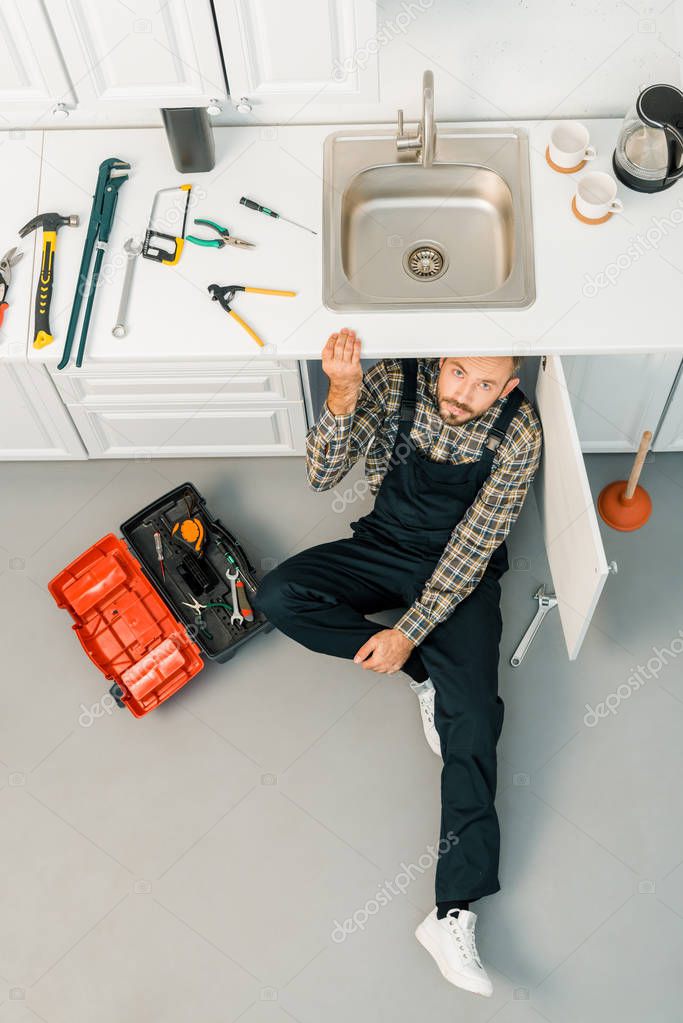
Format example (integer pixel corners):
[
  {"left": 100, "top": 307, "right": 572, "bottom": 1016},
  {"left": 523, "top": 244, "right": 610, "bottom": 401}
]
[{"left": 19, "top": 212, "right": 79, "bottom": 349}]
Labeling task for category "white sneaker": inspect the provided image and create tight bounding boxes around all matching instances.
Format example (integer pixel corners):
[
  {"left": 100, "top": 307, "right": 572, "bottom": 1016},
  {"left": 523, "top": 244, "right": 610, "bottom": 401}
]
[
  {"left": 409, "top": 678, "right": 441, "bottom": 757},
  {"left": 415, "top": 907, "right": 493, "bottom": 997}
]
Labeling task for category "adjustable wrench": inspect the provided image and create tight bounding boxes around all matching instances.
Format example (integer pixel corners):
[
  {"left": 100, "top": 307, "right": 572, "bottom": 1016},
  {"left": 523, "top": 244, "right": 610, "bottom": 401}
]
[{"left": 510, "top": 584, "right": 558, "bottom": 667}]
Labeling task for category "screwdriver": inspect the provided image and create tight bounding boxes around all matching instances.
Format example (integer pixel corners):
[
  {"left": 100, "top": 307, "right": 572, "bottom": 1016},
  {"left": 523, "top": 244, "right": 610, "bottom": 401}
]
[
  {"left": 153, "top": 530, "right": 166, "bottom": 581},
  {"left": 239, "top": 196, "right": 317, "bottom": 236}
]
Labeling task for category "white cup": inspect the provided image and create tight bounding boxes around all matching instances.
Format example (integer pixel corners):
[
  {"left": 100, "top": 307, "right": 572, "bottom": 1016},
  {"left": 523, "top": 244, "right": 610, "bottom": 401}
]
[
  {"left": 575, "top": 171, "right": 624, "bottom": 220},
  {"left": 549, "top": 121, "right": 597, "bottom": 169}
]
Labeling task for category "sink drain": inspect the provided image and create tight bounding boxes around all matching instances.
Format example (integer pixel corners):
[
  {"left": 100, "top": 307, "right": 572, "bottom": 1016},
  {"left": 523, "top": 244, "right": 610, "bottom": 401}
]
[{"left": 403, "top": 242, "right": 448, "bottom": 282}]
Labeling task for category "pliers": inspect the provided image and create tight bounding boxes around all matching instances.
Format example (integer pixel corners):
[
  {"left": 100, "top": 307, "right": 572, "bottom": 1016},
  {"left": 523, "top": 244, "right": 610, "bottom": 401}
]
[
  {"left": 207, "top": 283, "right": 296, "bottom": 347},
  {"left": 180, "top": 593, "right": 237, "bottom": 639},
  {"left": 0, "top": 247, "right": 23, "bottom": 328},
  {"left": 186, "top": 219, "right": 255, "bottom": 249}
]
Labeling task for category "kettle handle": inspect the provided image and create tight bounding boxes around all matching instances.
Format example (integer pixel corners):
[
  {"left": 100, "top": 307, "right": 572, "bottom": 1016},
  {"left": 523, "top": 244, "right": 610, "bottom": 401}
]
[{"left": 664, "top": 124, "right": 683, "bottom": 186}]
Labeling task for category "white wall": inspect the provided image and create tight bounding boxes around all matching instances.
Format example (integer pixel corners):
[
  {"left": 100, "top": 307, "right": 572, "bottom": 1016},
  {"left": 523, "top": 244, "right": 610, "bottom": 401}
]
[{"left": 348, "top": 0, "right": 683, "bottom": 123}]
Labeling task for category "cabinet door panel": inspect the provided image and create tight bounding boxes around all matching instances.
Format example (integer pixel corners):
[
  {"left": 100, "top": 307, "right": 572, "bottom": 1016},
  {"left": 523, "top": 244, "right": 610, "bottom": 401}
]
[
  {"left": 534, "top": 356, "right": 609, "bottom": 659},
  {"left": 215, "top": 0, "right": 378, "bottom": 116},
  {"left": 0, "top": 363, "right": 85, "bottom": 460},
  {"left": 0, "top": 1, "right": 73, "bottom": 108},
  {"left": 47, "top": 0, "right": 226, "bottom": 108}
]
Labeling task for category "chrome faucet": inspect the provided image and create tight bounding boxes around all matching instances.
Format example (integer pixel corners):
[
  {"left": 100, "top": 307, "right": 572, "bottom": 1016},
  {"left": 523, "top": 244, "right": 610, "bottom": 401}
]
[{"left": 396, "top": 70, "right": 436, "bottom": 166}]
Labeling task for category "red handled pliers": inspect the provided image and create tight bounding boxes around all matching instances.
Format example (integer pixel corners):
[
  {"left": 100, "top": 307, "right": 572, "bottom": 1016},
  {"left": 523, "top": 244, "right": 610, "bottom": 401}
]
[{"left": 0, "top": 247, "right": 23, "bottom": 329}]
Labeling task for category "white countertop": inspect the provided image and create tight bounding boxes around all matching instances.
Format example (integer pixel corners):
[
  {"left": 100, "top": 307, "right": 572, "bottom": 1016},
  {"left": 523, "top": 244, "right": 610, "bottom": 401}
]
[{"left": 17, "top": 120, "right": 683, "bottom": 365}]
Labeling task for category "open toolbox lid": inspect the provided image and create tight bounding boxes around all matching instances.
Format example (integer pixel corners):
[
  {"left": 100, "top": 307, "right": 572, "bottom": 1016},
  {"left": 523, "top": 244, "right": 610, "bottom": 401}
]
[{"left": 48, "top": 534, "right": 203, "bottom": 718}]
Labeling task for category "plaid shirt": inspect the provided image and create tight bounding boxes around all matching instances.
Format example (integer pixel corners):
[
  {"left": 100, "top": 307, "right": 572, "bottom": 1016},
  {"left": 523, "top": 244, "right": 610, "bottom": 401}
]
[{"left": 305, "top": 358, "right": 543, "bottom": 646}]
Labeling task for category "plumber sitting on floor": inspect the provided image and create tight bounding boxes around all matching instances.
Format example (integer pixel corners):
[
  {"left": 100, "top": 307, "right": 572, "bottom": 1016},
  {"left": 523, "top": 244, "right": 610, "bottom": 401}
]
[{"left": 252, "top": 328, "right": 543, "bottom": 997}]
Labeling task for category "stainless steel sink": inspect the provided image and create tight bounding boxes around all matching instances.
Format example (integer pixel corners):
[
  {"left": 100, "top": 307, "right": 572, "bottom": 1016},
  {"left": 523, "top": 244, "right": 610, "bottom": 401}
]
[{"left": 323, "top": 128, "right": 535, "bottom": 310}]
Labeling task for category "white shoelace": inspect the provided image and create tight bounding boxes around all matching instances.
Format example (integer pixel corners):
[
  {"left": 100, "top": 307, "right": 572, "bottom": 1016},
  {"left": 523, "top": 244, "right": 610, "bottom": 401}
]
[
  {"left": 419, "top": 691, "right": 435, "bottom": 725},
  {"left": 446, "top": 915, "right": 483, "bottom": 968}
]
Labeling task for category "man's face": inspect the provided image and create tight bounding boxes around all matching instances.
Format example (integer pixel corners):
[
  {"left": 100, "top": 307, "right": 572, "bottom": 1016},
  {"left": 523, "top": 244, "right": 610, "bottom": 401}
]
[{"left": 435, "top": 356, "right": 519, "bottom": 426}]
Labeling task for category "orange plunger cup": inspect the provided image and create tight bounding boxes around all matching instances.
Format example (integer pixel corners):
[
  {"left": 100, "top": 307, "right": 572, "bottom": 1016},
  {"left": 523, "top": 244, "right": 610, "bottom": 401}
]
[{"left": 597, "top": 430, "right": 652, "bottom": 531}]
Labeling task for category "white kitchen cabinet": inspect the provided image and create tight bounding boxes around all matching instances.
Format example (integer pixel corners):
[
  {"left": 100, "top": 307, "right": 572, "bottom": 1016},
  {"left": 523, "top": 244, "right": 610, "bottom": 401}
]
[
  {"left": 1, "top": 0, "right": 226, "bottom": 123},
  {"left": 0, "top": 361, "right": 85, "bottom": 459},
  {"left": 215, "top": 0, "right": 378, "bottom": 120},
  {"left": 53, "top": 358, "right": 308, "bottom": 457},
  {"left": 48, "top": 0, "right": 227, "bottom": 111},
  {"left": 0, "top": 1, "right": 74, "bottom": 112},
  {"left": 66, "top": 399, "right": 307, "bottom": 458},
  {"left": 563, "top": 353, "right": 683, "bottom": 453},
  {"left": 652, "top": 360, "right": 683, "bottom": 451}
]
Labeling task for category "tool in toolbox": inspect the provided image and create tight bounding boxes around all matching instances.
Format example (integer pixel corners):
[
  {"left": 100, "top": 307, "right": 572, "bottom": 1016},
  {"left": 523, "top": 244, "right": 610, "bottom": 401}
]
[
  {"left": 58, "top": 157, "right": 130, "bottom": 370},
  {"left": 216, "top": 537, "right": 253, "bottom": 622},
  {"left": 225, "top": 566, "right": 246, "bottom": 626},
  {"left": 48, "top": 483, "right": 271, "bottom": 717},
  {"left": 239, "top": 196, "right": 317, "bottom": 235},
  {"left": 153, "top": 530, "right": 166, "bottom": 581},
  {"left": 181, "top": 594, "right": 236, "bottom": 628},
  {"left": 112, "top": 237, "right": 143, "bottom": 338},
  {"left": 143, "top": 184, "right": 192, "bottom": 265},
  {"left": 0, "top": 247, "right": 22, "bottom": 330},
  {"left": 18, "top": 212, "right": 80, "bottom": 349},
  {"left": 171, "top": 514, "right": 206, "bottom": 553},
  {"left": 186, "top": 218, "right": 255, "bottom": 249},
  {"left": 208, "top": 283, "right": 296, "bottom": 348}
]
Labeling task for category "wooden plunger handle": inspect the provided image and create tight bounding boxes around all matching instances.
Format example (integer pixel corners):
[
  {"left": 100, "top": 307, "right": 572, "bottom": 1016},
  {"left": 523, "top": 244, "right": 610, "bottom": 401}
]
[{"left": 624, "top": 430, "right": 652, "bottom": 501}]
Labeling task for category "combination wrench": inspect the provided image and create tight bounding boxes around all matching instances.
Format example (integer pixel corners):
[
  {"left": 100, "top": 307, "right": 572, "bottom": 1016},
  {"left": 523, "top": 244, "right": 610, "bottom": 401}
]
[
  {"left": 225, "top": 566, "right": 244, "bottom": 626},
  {"left": 112, "top": 237, "right": 143, "bottom": 338}
]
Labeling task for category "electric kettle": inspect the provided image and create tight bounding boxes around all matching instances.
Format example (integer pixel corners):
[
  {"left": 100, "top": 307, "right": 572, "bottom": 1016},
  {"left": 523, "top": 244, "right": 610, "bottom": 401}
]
[{"left": 613, "top": 84, "right": 683, "bottom": 192}]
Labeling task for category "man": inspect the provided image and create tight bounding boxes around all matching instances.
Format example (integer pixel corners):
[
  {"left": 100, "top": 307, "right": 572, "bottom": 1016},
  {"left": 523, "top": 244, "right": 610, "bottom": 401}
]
[{"left": 252, "top": 328, "right": 543, "bottom": 996}]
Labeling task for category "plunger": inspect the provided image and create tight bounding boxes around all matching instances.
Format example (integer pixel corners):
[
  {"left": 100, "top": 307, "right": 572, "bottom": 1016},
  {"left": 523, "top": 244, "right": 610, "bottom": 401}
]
[{"left": 597, "top": 430, "right": 653, "bottom": 531}]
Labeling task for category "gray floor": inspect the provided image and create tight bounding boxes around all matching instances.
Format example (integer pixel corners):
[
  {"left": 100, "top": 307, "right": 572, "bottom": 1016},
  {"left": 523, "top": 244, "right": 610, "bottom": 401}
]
[{"left": 2, "top": 449, "right": 683, "bottom": 1022}]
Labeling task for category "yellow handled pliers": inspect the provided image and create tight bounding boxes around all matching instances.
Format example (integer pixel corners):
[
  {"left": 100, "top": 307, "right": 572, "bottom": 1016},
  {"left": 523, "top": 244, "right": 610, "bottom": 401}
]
[{"left": 208, "top": 284, "right": 296, "bottom": 347}]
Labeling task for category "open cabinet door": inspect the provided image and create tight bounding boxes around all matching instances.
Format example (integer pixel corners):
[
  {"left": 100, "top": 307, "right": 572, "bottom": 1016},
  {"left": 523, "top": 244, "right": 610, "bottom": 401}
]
[{"left": 534, "top": 355, "right": 609, "bottom": 659}]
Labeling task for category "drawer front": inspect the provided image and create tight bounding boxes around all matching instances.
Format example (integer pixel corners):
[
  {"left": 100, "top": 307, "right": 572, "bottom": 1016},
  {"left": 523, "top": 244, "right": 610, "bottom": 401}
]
[
  {"left": 53, "top": 360, "right": 302, "bottom": 404},
  {"left": 67, "top": 401, "right": 307, "bottom": 458},
  {"left": 533, "top": 355, "right": 609, "bottom": 660}
]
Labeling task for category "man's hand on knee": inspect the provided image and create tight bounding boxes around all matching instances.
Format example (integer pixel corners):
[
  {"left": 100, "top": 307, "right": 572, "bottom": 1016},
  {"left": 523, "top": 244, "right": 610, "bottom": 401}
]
[{"left": 353, "top": 628, "right": 415, "bottom": 675}]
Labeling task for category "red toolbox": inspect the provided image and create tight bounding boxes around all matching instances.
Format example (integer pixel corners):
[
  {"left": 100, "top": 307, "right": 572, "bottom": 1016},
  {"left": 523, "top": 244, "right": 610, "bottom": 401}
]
[{"left": 48, "top": 483, "right": 271, "bottom": 717}]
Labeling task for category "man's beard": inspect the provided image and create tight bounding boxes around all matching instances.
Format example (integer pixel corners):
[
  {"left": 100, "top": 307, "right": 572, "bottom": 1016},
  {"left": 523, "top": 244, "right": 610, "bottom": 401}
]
[
  {"left": 436, "top": 381, "right": 505, "bottom": 425},
  {"left": 436, "top": 389, "right": 476, "bottom": 425}
]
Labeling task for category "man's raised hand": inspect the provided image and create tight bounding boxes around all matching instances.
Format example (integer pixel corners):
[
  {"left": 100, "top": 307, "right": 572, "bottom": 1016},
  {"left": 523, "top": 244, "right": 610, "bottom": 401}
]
[{"left": 322, "top": 328, "right": 363, "bottom": 415}]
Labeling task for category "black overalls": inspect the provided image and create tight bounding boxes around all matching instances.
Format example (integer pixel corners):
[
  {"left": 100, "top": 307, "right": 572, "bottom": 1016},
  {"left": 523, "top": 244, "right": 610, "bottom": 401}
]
[{"left": 253, "top": 359, "right": 524, "bottom": 902}]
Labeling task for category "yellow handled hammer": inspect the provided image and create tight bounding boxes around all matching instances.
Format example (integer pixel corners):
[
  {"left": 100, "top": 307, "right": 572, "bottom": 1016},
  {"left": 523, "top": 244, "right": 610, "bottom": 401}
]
[{"left": 19, "top": 212, "right": 79, "bottom": 349}]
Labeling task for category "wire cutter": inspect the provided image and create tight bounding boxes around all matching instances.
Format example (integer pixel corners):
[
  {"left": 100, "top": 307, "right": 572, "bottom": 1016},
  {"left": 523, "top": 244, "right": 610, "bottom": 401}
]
[
  {"left": 0, "top": 247, "right": 23, "bottom": 328},
  {"left": 186, "top": 219, "right": 255, "bottom": 249},
  {"left": 207, "top": 283, "right": 296, "bottom": 347}
]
